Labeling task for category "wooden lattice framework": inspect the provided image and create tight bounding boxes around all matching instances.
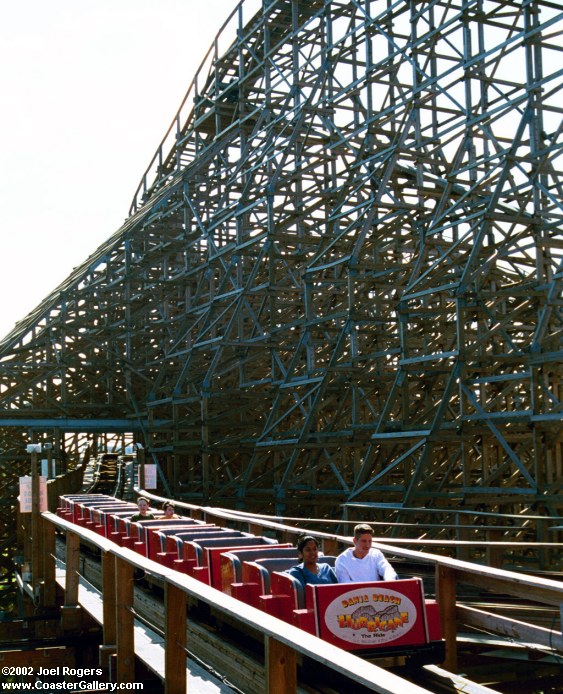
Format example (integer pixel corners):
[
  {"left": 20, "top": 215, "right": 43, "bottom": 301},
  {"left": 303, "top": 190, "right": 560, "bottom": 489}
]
[{"left": 0, "top": 1, "right": 561, "bottom": 546}]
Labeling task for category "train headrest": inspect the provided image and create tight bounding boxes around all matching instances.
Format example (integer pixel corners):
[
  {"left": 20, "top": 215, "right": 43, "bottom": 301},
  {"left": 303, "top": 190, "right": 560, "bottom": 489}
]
[
  {"left": 221, "top": 546, "right": 297, "bottom": 581},
  {"left": 191, "top": 531, "right": 248, "bottom": 548},
  {"left": 242, "top": 558, "right": 294, "bottom": 593},
  {"left": 255, "top": 557, "right": 300, "bottom": 574}
]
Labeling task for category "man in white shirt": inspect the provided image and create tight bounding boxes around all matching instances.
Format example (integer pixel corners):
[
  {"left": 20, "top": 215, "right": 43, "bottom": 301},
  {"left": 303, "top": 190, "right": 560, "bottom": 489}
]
[{"left": 335, "top": 523, "right": 398, "bottom": 582}]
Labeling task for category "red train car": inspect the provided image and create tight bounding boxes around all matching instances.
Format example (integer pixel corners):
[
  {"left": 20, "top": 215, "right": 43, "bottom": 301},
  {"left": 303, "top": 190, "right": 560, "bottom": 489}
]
[{"left": 57, "top": 494, "right": 444, "bottom": 664}]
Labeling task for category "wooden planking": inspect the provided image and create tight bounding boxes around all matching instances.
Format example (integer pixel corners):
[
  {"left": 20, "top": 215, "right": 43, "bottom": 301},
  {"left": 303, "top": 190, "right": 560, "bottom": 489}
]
[{"left": 456, "top": 604, "right": 563, "bottom": 654}]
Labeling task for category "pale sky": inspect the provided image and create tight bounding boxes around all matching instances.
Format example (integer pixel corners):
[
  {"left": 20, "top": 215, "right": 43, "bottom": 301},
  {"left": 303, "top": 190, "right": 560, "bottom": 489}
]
[{"left": 0, "top": 0, "right": 237, "bottom": 340}]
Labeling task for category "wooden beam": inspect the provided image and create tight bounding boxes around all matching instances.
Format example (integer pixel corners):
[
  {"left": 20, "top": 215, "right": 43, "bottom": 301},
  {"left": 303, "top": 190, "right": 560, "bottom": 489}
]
[
  {"left": 41, "top": 515, "right": 56, "bottom": 607},
  {"left": 102, "top": 551, "right": 117, "bottom": 647},
  {"left": 164, "top": 582, "right": 187, "bottom": 694},
  {"left": 436, "top": 565, "right": 457, "bottom": 673},
  {"left": 322, "top": 537, "right": 339, "bottom": 556},
  {"left": 456, "top": 568, "right": 563, "bottom": 608},
  {"left": 486, "top": 529, "right": 504, "bottom": 568},
  {"left": 64, "top": 530, "right": 80, "bottom": 607},
  {"left": 265, "top": 636, "right": 296, "bottom": 694},
  {"left": 31, "top": 451, "right": 41, "bottom": 593},
  {"left": 457, "top": 604, "right": 563, "bottom": 653},
  {"left": 115, "top": 555, "right": 135, "bottom": 683}
]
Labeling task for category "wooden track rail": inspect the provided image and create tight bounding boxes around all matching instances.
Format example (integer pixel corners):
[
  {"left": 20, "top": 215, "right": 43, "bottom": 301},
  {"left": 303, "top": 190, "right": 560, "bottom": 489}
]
[
  {"left": 13, "top": 490, "right": 561, "bottom": 692},
  {"left": 136, "top": 492, "right": 563, "bottom": 674},
  {"left": 40, "top": 512, "right": 433, "bottom": 694}
]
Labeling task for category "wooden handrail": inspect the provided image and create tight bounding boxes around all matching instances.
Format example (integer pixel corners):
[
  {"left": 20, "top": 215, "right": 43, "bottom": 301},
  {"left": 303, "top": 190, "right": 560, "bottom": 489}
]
[
  {"left": 41, "top": 512, "right": 432, "bottom": 694},
  {"left": 41, "top": 499, "right": 563, "bottom": 685},
  {"left": 137, "top": 490, "right": 562, "bottom": 545},
  {"left": 136, "top": 493, "right": 563, "bottom": 669}
]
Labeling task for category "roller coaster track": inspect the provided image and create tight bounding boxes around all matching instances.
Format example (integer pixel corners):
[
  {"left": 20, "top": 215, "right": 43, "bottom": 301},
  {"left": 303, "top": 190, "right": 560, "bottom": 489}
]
[{"left": 13, "top": 497, "right": 561, "bottom": 693}]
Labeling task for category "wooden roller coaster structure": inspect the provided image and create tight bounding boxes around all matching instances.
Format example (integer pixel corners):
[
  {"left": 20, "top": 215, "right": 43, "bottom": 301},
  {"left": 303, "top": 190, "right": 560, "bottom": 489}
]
[{"left": 0, "top": 0, "right": 562, "bottom": 589}]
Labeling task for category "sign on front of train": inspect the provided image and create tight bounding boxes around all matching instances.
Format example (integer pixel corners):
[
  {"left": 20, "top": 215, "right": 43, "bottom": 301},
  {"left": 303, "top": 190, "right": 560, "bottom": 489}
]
[{"left": 312, "top": 579, "right": 428, "bottom": 650}]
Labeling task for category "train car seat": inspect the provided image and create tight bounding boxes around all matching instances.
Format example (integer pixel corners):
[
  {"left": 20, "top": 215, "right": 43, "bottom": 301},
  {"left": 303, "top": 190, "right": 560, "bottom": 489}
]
[
  {"left": 240, "top": 557, "right": 302, "bottom": 609},
  {"left": 220, "top": 546, "right": 297, "bottom": 595},
  {"left": 188, "top": 535, "right": 278, "bottom": 583},
  {"left": 206, "top": 542, "right": 285, "bottom": 590},
  {"left": 265, "top": 556, "right": 337, "bottom": 625}
]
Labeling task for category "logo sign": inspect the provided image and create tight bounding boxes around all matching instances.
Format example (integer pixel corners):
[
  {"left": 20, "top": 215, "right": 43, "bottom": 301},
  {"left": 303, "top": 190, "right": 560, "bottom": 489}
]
[{"left": 324, "top": 586, "right": 418, "bottom": 646}]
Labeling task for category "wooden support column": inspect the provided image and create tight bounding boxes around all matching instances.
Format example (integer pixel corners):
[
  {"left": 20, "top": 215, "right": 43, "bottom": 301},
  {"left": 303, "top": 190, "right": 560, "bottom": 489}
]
[
  {"left": 100, "top": 551, "right": 117, "bottom": 669},
  {"left": 138, "top": 447, "right": 146, "bottom": 490},
  {"left": 455, "top": 513, "right": 470, "bottom": 562},
  {"left": 249, "top": 522, "right": 265, "bottom": 537},
  {"left": 486, "top": 529, "right": 503, "bottom": 568},
  {"left": 201, "top": 393, "right": 210, "bottom": 499},
  {"left": 61, "top": 530, "right": 82, "bottom": 630},
  {"left": 115, "top": 555, "right": 135, "bottom": 683},
  {"left": 17, "top": 507, "right": 28, "bottom": 551},
  {"left": 436, "top": 565, "right": 457, "bottom": 673},
  {"left": 265, "top": 636, "right": 296, "bottom": 694},
  {"left": 41, "top": 515, "right": 56, "bottom": 607},
  {"left": 30, "top": 451, "right": 41, "bottom": 592},
  {"left": 165, "top": 582, "right": 187, "bottom": 694},
  {"left": 536, "top": 511, "right": 548, "bottom": 570},
  {"left": 64, "top": 531, "right": 80, "bottom": 605}
]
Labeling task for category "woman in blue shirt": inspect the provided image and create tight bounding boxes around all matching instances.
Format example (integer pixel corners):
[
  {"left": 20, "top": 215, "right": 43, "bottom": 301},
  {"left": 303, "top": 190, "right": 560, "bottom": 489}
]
[{"left": 287, "top": 535, "right": 338, "bottom": 587}]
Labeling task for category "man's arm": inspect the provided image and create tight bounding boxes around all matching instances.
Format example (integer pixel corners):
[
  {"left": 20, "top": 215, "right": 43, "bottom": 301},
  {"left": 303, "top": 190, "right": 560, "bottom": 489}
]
[
  {"left": 375, "top": 552, "right": 398, "bottom": 581},
  {"left": 335, "top": 554, "right": 352, "bottom": 582}
]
